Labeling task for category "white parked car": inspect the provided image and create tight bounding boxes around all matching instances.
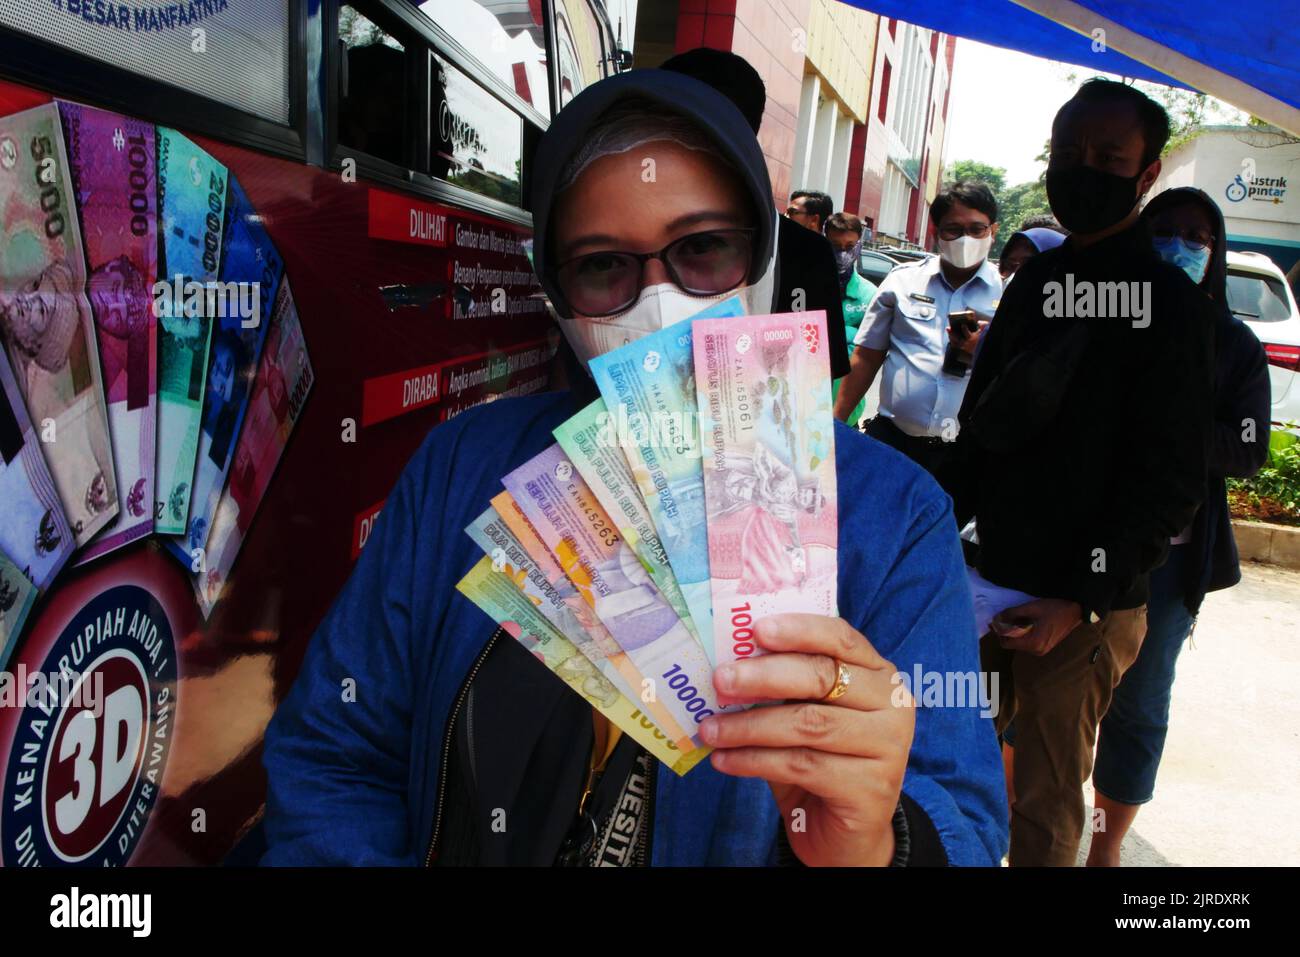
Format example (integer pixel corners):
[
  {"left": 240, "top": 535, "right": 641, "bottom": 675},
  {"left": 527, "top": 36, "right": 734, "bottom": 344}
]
[{"left": 1226, "top": 250, "right": 1300, "bottom": 432}]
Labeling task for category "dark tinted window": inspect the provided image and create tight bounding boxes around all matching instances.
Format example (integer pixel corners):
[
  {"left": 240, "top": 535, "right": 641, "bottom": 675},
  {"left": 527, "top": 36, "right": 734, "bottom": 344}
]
[
  {"left": 1227, "top": 270, "right": 1293, "bottom": 323},
  {"left": 338, "top": 6, "right": 410, "bottom": 167}
]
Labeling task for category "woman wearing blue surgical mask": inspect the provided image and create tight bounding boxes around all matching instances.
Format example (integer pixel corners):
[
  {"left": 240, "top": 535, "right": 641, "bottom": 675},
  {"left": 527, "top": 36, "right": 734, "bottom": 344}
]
[{"left": 1083, "top": 187, "right": 1271, "bottom": 865}]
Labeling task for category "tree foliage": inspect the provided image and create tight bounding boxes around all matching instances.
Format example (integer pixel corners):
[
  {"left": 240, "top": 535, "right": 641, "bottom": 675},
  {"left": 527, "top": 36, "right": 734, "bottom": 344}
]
[{"left": 943, "top": 153, "right": 1053, "bottom": 257}]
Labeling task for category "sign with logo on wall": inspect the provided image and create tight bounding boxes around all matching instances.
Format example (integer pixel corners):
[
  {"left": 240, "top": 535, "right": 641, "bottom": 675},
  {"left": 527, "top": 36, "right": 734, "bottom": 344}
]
[
  {"left": 0, "top": 547, "right": 193, "bottom": 867},
  {"left": 1225, "top": 171, "right": 1289, "bottom": 209}
]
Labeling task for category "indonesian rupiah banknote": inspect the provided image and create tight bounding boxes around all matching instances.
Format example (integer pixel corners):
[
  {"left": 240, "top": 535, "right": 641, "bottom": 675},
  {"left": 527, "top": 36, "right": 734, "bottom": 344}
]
[
  {"left": 0, "top": 102, "right": 118, "bottom": 546},
  {"left": 553, "top": 398, "right": 698, "bottom": 643},
  {"left": 0, "top": 548, "right": 38, "bottom": 669},
  {"left": 501, "top": 443, "right": 732, "bottom": 748},
  {"left": 588, "top": 316, "right": 717, "bottom": 662},
  {"left": 60, "top": 101, "right": 158, "bottom": 560},
  {"left": 466, "top": 502, "right": 692, "bottom": 749},
  {"left": 490, "top": 488, "right": 647, "bottom": 680},
  {"left": 456, "top": 555, "right": 707, "bottom": 775},
  {"left": 171, "top": 175, "right": 283, "bottom": 566},
  {"left": 0, "top": 348, "right": 74, "bottom": 590},
  {"left": 154, "top": 126, "right": 227, "bottom": 534},
  {"left": 693, "top": 311, "right": 838, "bottom": 666},
  {"left": 195, "top": 280, "right": 312, "bottom": 616}
]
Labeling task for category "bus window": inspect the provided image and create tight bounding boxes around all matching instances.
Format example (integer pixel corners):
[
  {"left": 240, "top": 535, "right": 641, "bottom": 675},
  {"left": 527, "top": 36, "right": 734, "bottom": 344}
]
[
  {"left": 554, "top": 0, "right": 608, "bottom": 107},
  {"left": 430, "top": 52, "right": 523, "bottom": 207},
  {"left": 0, "top": 0, "right": 292, "bottom": 124},
  {"left": 403, "top": 0, "right": 550, "bottom": 118},
  {"left": 338, "top": 5, "right": 410, "bottom": 168}
]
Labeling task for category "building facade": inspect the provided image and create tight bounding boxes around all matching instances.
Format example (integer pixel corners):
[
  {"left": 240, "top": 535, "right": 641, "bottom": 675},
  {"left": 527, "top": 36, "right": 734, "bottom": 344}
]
[{"left": 632, "top": 0, "right": 954, "bottom": 248}]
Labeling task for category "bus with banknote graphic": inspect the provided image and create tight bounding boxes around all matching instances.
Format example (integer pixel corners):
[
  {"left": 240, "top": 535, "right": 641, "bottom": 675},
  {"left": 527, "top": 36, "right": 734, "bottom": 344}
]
[{"left": 0, "top": 0, "right": 623, "bottom": 866}]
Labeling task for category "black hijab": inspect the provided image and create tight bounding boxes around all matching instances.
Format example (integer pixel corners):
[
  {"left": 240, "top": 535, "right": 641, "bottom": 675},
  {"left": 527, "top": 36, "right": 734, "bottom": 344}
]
[
  {"left": 1141, "top": 186, "right": 1230, "bottom": 305},
  {"left": 529, "top": 69, "right": 777, "bottom": 316}
]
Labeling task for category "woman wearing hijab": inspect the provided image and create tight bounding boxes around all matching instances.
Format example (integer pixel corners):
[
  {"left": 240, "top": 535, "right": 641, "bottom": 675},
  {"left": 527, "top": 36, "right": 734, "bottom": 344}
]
[
  {"left": 997, "top": 226, "right": 1067, "bottom": 282},
  {"left": 1084, "top": 187, "right": 1269, "bottom": 864},
  {"left": 261, "top": 70, "right": 1007, "bottom": 867}
]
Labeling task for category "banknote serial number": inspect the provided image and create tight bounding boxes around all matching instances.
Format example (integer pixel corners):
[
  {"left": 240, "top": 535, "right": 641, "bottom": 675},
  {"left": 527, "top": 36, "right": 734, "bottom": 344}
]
[
  {"left": 763, "top": 329, "right": 792, "bottom": 342},
  {"left": 661, "top": 664, "right": 715, "bottom": 721},
  {"left": 730, "top": 602, "right": 756, "bottom": 658}
]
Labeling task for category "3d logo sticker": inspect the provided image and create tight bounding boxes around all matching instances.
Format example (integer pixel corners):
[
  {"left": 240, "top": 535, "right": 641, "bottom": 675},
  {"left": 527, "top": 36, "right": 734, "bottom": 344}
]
[{"left": 2, "top": 584, "right": 177, "bottom": 867}]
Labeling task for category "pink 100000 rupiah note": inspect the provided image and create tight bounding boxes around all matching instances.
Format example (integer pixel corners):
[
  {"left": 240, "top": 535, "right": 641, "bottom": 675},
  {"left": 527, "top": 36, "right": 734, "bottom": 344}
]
[
  {"left": 693, "top": 311, "right": 838, "bottom": 667},
  {"left": 60, "top": 101, "right": 159, "bottom": 560}
]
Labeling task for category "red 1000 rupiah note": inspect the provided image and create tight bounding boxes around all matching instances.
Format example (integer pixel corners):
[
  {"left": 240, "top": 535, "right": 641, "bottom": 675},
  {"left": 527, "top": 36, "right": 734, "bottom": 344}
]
[
  {"left": 693, "top": 311, "right": 838, "bottom": 667},
  {"left": 195, "top": 280, "right": 313, "bottom": 616}
]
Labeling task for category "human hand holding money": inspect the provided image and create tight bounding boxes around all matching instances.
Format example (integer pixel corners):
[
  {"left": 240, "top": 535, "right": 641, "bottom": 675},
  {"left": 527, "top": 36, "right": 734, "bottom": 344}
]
[{"left": 700, "top": 613, "right": 913, "bottom": 866}]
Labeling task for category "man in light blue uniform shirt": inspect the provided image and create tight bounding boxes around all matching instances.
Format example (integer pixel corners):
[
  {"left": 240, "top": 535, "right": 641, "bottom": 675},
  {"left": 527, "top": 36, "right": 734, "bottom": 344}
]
[{"left": 833, "top": 182, "right": 1003, "bottom": 475}]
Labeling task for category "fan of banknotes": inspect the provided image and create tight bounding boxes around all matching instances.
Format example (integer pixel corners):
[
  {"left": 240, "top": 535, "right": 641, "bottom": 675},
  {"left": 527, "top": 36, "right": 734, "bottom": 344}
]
[
  {"left": 456, "top": 304, "right": 839, "bottom": 774},
  {"left": 0, "top": 101, "right": 315, "bottom": 665}
]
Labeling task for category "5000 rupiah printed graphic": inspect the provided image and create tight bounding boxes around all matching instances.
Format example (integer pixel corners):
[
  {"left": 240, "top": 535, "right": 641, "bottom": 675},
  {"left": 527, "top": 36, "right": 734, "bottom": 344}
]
[{"left": 0, "top": 103, "right": 118, "bottom": 546}]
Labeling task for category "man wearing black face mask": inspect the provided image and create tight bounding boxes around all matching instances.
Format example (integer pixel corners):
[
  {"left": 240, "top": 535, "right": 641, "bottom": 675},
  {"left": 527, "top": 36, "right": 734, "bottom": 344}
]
[
  {"left": 940, "top": 79, "right": 1216, "bottom": 867},
  {"left": 826, "top": 212, "right": 878, "bottom": 427}
]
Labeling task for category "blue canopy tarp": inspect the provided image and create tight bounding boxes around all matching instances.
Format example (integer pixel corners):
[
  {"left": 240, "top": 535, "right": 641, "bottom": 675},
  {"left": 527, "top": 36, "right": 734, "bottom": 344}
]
[{"left": 837, "top": 0, "right": 1300, "bottom": 134}]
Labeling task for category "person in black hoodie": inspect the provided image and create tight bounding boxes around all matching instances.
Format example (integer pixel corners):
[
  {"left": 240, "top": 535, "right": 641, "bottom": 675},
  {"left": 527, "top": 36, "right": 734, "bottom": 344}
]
[
  {"left": 1083, "top": 186, "right": 1270, "bottom": 865},
  {"left": 941, "top": 79, "right": 1217, "bottom": 866},
  {"left": 660, "top": 48, "right": 851, "bottom": 379}
]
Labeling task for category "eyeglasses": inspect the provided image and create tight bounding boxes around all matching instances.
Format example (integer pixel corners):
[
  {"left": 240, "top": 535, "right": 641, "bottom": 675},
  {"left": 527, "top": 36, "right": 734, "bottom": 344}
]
[
  {"left": 1152, "top": 226, "right": 1215, "bottom": 250},
  {"left": 553, "top": 228, "right": 755, "bottom": 317},
  {"left": 786, "top": 206, "right": 813, "bottom": 217},
  {"left": 938, "top": 222, "right": 992, "bottom": 241}
]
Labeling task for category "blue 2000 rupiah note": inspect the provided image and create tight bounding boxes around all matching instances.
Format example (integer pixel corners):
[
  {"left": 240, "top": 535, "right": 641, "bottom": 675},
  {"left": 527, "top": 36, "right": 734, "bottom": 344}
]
[{"left": 154, "top": 127, "right": 228, "bottom": 535}]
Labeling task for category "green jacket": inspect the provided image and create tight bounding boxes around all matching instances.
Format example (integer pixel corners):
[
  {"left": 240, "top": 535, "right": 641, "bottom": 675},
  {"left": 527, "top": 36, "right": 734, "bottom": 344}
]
[{"left": 834, "top": 271, "right": 879, "bottom": 427}]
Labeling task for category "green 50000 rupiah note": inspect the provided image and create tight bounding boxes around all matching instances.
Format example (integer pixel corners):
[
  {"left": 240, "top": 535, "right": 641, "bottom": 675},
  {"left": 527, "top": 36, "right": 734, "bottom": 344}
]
[{"left": 553, "top": 398, "right": 698, "bottom": 643}]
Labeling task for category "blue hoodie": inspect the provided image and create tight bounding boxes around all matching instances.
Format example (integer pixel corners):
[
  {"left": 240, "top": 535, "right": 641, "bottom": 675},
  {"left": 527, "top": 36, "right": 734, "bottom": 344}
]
[{"left": 261, "top": 391, "right": 1009, "bottom": 866}]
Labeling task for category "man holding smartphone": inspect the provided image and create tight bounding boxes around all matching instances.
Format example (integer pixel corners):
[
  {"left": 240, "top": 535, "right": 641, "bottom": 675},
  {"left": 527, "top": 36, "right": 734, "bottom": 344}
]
[{"left": 832, "top": 182, "right": 1002, "bottom": 476}]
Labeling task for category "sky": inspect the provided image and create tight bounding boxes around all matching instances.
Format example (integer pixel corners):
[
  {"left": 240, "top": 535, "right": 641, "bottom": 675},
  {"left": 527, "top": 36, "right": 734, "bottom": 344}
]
[
  {"left": 943, "top": 39, "right": 1247, "bottom": 187},
  {"left": 944, "top": 40, "right": 1114, "bottom": 185}
]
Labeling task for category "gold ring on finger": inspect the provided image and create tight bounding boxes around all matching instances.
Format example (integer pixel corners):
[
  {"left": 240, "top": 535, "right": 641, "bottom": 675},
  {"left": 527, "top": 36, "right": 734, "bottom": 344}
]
[{"left": 821, "top": 658, "right": 853, "bottom": 702}]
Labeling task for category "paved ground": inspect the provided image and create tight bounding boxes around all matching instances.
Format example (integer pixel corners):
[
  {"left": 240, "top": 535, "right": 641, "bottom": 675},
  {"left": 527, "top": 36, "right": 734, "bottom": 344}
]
[{"left": 1076, "top": 561, "right": 1300, "bottom": 866}]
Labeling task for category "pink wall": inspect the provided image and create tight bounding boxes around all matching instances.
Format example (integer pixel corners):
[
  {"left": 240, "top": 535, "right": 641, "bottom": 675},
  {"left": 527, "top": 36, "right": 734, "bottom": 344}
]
[{"left": 677, "top": 0, "right": 811, "bottom": 209}]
